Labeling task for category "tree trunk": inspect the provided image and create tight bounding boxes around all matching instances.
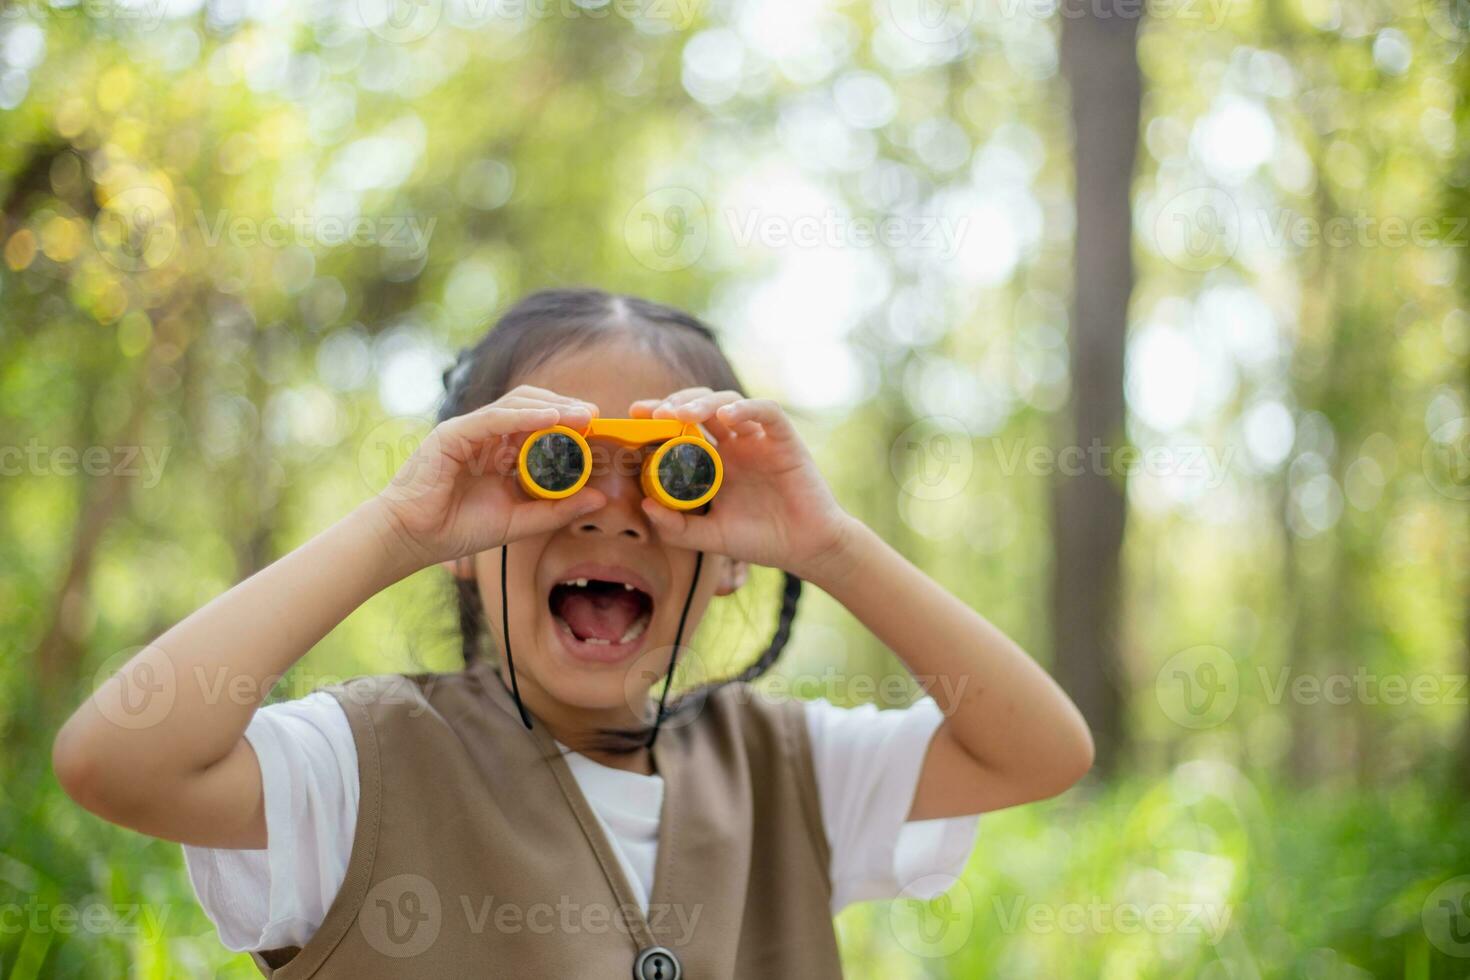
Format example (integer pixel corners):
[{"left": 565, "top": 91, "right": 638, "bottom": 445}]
[
  {"left": 1450, "top": 55, "right": 1470, "bottom": 793},
  {"left": 1052, "top": 8, "right": 1142, "bottom": 771}
]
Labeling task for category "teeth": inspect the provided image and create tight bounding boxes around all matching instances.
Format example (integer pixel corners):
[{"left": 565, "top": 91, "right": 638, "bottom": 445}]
[
  {"left": 550, "top": 610, "right": 651, "bottom": 646},
  {"left": 619, "top": 611, "right": 650, "bottom": 643},
  {"left": 557, "top": 577, "right": 642, "bottom": 592}
]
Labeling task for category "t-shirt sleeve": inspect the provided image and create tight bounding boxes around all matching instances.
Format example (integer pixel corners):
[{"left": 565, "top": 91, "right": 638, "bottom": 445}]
[
  {"left": 181, "top": 690, "right": 360, "bottom": 952},
  {"left": 804, "top": 696, "right": 981, "bottom": 914}
]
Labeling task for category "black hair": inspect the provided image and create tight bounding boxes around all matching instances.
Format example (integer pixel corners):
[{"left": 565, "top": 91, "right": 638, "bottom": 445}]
[{"left": 438, "top": 287, "right": 802, "bottom": 751}]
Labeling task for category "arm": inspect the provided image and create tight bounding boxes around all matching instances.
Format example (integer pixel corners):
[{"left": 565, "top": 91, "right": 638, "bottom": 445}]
[
  {"left": 52, "top": 502, "right": 411, "bottom": 848},
  {"left": 805, "top": 518, "right": 1094, "bottom": 818},
  {"left": 53, "top": 388, "right": 603, "bottom": 848},
  {"left": 635, "top": 390, "right": 1094, "bottom": 821}
]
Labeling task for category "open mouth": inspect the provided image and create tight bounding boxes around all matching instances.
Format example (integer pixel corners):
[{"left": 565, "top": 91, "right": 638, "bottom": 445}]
[{"left": 549, "top": 576, "right": 655, "bottom": 650}]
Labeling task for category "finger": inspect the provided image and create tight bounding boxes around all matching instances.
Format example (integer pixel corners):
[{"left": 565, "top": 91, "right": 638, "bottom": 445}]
[
  {"left": 671, "top": 390, "right": 742, "bottom": 442},
  {"left": 701, "top": 414, "right": 737, "bottom": 445},
  {"left": 716, "top": 398, "right": 796, "bottom": 442},
  {"left": 727, "top": 419, "right": 762, "bottom": 436},
  {"left": 650, "top": 387, "right": 715, "bottom": 419},
  {"left": 493, "top": 393, "right": 596, "bottom": 423},
  {"left": 650, "top": 389, "right": 741, "bottom": 444},
  {"left": 505, "top": 382, "right": 596, "bottom": 411},
  {"left": 506, "top": 488, "right": 608, "bottom": 540},
  {"left": 628, "top": 398, "right": 661, "bottom": 419},
  {"left": 440, "top": 405, "right": 561, "bottom": 447},
  {"left": 640, "top": 498, "right": 726, "bottom": 553},
  {"left": 430, "top": 406, "right": 560, "bottom": 477},
  {"left": 667, "top": 390, "right": 742, "bottom": 423},
  {"left": 631, "top": 397, "right": 733, "bottom": 443},
  {"left": 504, "top": 385, "right": 600, "bottom": 417},
  {"left": 491, "top": 396, "right": 594, "bottom": 428}
]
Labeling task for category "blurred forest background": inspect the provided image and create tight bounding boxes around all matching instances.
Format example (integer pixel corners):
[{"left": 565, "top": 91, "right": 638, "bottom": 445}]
[{"left": 2, "top": 0, "right": 1470, "bottom": 975}]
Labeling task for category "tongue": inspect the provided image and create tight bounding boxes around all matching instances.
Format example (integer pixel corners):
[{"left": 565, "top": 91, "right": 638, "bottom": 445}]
[{"left": 556, "top": 588, "right": 644, "bottom": 642}]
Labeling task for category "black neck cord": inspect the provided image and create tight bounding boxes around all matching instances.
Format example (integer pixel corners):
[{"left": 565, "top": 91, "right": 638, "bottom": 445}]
[
  {"left": 501, "top": 545, "right": 533, "bottom": 730},
  {"left": 649, "top": 550, "right": 703, "bottom": 749},
  {"left": 497, "top": 543, "right": 704, "bottom": 746}
]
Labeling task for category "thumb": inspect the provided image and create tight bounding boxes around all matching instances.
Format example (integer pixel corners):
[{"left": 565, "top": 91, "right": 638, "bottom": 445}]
[
  {"left": 641, "top": 498, "right": 724, "bottom": 552},
  {"left": 506, "top": 490, "right": 606, "bottom": 539}
]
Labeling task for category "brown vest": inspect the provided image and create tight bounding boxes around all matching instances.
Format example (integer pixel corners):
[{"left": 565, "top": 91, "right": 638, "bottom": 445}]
[{"left": 251, "top": 660, "right": 845, "bottom": 978}]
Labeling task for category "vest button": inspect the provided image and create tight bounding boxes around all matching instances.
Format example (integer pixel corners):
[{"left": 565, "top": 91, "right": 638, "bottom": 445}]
[{"left": 633, "top": 945, "right": 682, "bottom": 980}]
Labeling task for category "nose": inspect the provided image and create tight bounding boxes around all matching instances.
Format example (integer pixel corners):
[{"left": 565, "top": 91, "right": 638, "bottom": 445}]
[{"left": 572, "top": 444, "right": 649, "bottom": 542}]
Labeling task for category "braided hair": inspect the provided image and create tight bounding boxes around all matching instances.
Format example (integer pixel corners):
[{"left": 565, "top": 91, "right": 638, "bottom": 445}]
[{"left": 439, "top": 287, "right": 802, "bottom": 752}]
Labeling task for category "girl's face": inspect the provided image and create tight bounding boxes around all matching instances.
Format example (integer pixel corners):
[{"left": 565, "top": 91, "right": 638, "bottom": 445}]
[{"left": 465, "top": 338, "right": 745, "bottom": 737}]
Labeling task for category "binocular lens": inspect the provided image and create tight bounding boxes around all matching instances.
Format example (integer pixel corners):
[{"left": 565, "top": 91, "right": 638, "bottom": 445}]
[
  {"left": 523, "top": 431, "right": 586, "bottom": 492},
  {"left": 657, "top": 443, "right": 718, "bottom": 502}
]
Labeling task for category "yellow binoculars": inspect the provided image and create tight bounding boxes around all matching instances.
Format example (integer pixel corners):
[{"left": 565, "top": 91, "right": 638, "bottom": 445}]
[{"left": 517, "top": 418, "right": 723, "bottom": 511}]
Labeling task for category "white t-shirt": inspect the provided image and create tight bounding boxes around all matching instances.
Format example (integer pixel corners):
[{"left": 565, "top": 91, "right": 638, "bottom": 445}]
[{"left": 183, "top": 690, "right": 981, "bottom": 953}]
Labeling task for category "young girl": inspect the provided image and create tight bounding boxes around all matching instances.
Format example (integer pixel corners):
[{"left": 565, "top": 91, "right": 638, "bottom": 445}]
[{"left": 54, "top": 288, "right": 1093, "bottom": 978}]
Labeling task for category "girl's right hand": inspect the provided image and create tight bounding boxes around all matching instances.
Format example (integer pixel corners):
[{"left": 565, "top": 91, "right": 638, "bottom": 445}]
[{"left": 373, "top": 385, "right": 607, "bottom": 569}]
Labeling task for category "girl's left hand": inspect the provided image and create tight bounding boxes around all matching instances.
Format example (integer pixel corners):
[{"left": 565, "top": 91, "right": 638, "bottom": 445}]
[{"left": 630, "top": 388, "right": 854, "bottom": 582}]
